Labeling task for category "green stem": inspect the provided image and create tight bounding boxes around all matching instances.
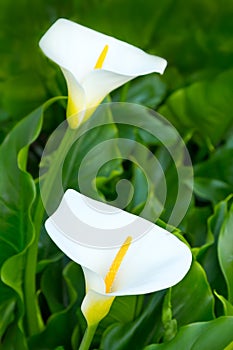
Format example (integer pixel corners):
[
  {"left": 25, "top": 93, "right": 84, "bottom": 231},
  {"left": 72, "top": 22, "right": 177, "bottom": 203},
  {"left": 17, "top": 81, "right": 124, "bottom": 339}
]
[
  {"left": 119, "top": 82, "right": 130, "bottom": 102},
  {"left": 24, "top": 125, "right": 76, "bottom": 336},
  {"left": 40, "top": 126, "right": 76, "bottom": 207},
  {"left": 24, "top": 197, "right": 45, "bottom": 335},
  {"left": 78, "top": 324, "right": 98, "bottom": 350}
]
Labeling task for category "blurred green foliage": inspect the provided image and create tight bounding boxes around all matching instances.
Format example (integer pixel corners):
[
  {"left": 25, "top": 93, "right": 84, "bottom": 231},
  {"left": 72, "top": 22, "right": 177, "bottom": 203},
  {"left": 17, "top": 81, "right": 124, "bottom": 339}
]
[
  {"left": 0, "top": 0, "right": 233, "bottom": 349},
  {"left": 1, "top": 0, "right": 233, "bottom": 139}
]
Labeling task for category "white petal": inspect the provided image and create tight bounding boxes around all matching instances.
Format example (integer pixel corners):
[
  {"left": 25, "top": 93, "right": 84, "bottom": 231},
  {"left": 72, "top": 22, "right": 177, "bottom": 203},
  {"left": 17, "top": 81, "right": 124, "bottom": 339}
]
[
  {"left": 46, "top": 189, "right": 147, "bottom": 244},
  {"left": 108, "top": 228, "right": 192, "bottom": 296},
  {"left": 61, "top": 68, "right": 86, "bottom": 127},
  {"left": 39, "top": 18, "right": 167, "bottom": 80},
  {"left": 45, "top": 189, "right": 192, "bottom": 296},
  {"left": 102, "top": 42, "right": 167, "bottom": 76},
  {"left": 83, "top": 70, "right": 132, "bottom": 109},
  {"left": 82, "top": 266, "right": 105, "bottom": 294},
  {"left": 45, "top": 190, "right": 126, "bottom": 277},
  {"left": 39, "top": 18, "right": 107, "bottom": 81},
  {"left": 45, "top": 214, "right": 114, "bottom": 277}
]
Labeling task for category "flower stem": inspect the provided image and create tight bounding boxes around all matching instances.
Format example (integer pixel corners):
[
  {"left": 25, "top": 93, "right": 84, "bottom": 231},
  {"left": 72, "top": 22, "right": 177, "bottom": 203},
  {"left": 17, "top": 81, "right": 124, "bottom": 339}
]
[
  {"left": 78, "top": 324, "right": 98, "bottom": 350},
  {"left": 24, "top": 196, "right": 45, "bottom": 335}
]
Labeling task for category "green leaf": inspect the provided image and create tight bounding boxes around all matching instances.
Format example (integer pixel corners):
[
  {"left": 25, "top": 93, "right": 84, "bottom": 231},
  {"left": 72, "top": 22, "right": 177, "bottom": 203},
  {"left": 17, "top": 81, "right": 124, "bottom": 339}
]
[
  {"left": 198, "top": 198, "right": 229, "bottom": 295},
  {"left": 195, "top": 139, "right": 233, "bottom": 185},
  {"left": 194, "top": 178, "right": 232, "bottom": 204},
  {"left": 171, "top": 261, "right": 214, "bottom": 326},
  {"left": 29, "top": 262, "right": 83, "bottom": 350},
  {"left": 28, "top": 310, "right": 75, "bottom": 350},
  {"left": 94, "top": 295, "right": 143, "bottom": 346},
  {"left": 113, "top": 75, "right": 167, "bottom": 108},
  {"left": 0, "top": 105, "right": 45, "bottom": 336},
  {"left": 159, "top": 70, "right": 233, "bottom": 146},
  {"left": 0, "top": 97, "right": 62, "bottom": 338},
  {"left": 0, "top": 323, "right": 28, "bottom": 350},
  {"left": 100, "top": 291, "right": 165, "bottom": 350},
  {"left": 41, "top": 260, "right": 67, "bottom": 314},
  {"left": 123, "top": 113, "right": 193, "bottom": 227},
  {"left": 215, "top": 292, "right": 233, "bottom": 316},
  {"left": 194, "top": 137, "right": 233, "bottom": 202},
  {"left": 144, "top": 317, "right": 233, "bottom": 350},
  {"left": 225, "top": 341, "right": 233, "bottom": 350},
  {"left": 218, "top": 203, "right": 233, "bottom": 303},
  {"left": 181, "top": 206, "right": 212, "bottom": 248},
  {"left": 0, "top": 298, "right": 15, "bottom": 339}
]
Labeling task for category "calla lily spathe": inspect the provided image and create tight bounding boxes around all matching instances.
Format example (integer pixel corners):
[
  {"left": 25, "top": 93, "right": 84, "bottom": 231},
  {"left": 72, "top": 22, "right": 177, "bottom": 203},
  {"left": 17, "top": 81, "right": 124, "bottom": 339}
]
[
  {"left": 39, "top": 18, "right": 167, "bottom": 128},
  {"left": 45, "top": 189, "right": 192, "bottom": 325}
]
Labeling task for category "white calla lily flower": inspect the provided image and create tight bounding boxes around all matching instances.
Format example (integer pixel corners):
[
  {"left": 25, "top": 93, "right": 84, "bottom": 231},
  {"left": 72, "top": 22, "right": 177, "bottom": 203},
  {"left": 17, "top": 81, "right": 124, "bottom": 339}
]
[
  {"left": 39, "top": 18, "right": 167, "bottom": 128},
  {"left": 45, "top": 189, "right": 192, "bottom": 326}
]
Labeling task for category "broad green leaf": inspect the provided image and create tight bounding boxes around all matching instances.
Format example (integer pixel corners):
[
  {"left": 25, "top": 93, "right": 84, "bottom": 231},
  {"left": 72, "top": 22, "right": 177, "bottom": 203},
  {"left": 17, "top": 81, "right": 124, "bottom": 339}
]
[
  {"left": 63, "top": 261, "right": 85, "bottom": 307},
  {"left": 0, "top": 298, "right": 15, "bottom": 339},
  {"left": 100, "top": 291, "right": 165, "bottom": 350},
  {"left": 149, "top": 1, "right": 233, "bottom": 76},
  {"left": 41, "top": 260, "right": 67, "bottom": 314},
  {"left": 198, "top": 198, "right": 229, "bottom": 295},
  {"left": 215, "top": 292, "right": 233, "bottom": 316},
  {"left": 123, "top": 113, "right": 193, "bottom": 228},
  {"left": 144, "top": 317, "right": 233, "bottom": 350},
  {"left": 181, "top": 206, "right": 212, "bottom": 248},
  {"left": 171, "top": 261, "right": 214, "bottom": 326},
  {"left": 0, "top": 106, "right": 45, "bottom": 337},
  {"left": 225, "top": 341, "right": 233, "bottom": 350},
  {"left": 0, "top": 98, "right": 61, "bottom": 338},
  {"left": 28, "top": 309, "right": 75, "bottom": 350},
  {"left": 0, "top": 323, "right": 28, "bottom": 350},
  {"left": 194, "top": 178, "right": 232, "bottom": 204},
  {"left": 194, "top": 138, "right": 233, "bottom": 202},
  {"left": 159, "top": 70, "right": 233, "bottom": 146},
  {"left": 195, "top": 139, "right": 233, "bottom": 185},
  {"left": 29, "top": 262, "right": 83, "bottom": 350},
  {"left": 112, "top": 75, "right": 167, "bottom": 108},
  {"left": 218, "top": 203, "right": 233, "bottom": 303},
  {"left": 37, "top": 224, "right": 65, "bottom": 274},
  {"left": 103, "top": 296, "right": 143, "bottom": 325},
  {"left": 94, "top": 295, "right": 144, "bottom": 346}
]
